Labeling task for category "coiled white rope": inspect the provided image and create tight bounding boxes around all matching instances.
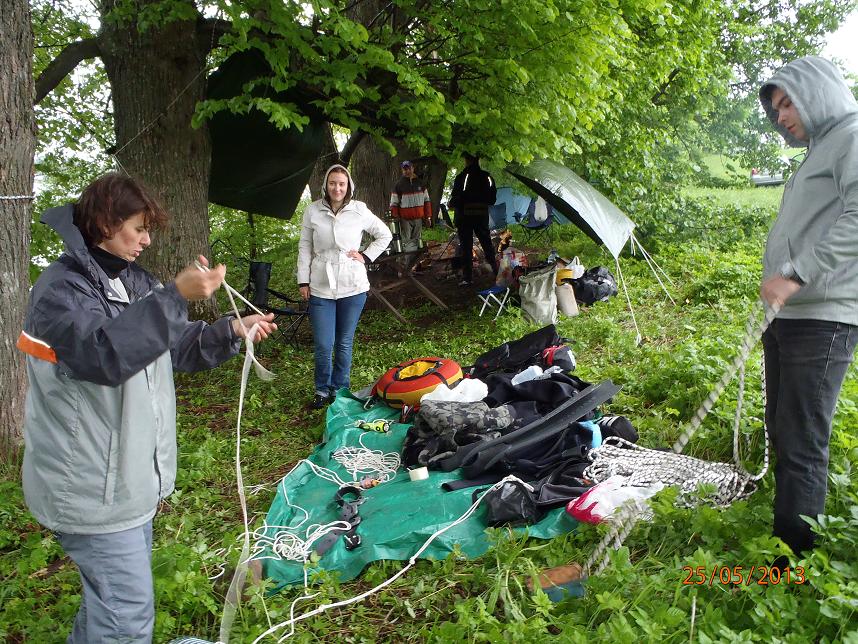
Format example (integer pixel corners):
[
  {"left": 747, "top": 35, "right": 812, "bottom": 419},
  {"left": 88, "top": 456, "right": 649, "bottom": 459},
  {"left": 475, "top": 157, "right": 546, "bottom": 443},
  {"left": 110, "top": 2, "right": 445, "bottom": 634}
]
[
  {"left": 243, "top": 439, "right": 400, "bottom": 575},
  {"left": 331, "top": 433, "right": 401, "bottom": 485},
  {"left": 251, "top": 475, "right": 530, "bottom": 643},
  {"left": 582, "top": 299, "right": 779, "bottom": 577}
]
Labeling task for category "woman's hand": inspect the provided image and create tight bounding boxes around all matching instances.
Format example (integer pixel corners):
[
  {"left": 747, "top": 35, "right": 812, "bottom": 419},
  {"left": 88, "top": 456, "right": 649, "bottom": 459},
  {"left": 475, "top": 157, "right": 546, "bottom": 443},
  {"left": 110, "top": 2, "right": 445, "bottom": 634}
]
[
  {"left": 175, "top": 255, "right": 226, "bottom": 301},
  {"left": 231, "top": 313, "right": 277, "bottom": 341},
  {"left": 347, "top": 250, "right": 366, "bottom": 264},
  {"left": 299, "top": 285, "right": 310, "bottom": 300}
]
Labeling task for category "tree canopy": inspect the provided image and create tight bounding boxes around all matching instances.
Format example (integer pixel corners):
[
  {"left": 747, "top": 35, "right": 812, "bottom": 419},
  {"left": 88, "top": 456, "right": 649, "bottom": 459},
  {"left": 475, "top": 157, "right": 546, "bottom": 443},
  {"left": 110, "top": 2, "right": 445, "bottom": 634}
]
[{"left": 27, "top": 0, "right": 858, "bottom": 252}]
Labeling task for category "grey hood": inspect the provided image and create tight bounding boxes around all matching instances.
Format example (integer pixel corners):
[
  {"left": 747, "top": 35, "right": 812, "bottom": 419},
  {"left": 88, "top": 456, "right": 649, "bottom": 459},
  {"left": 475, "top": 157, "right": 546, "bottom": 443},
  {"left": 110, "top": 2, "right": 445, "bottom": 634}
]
[
  {"left": 760, "top": 56, "right": 858, "bottom": 326},
  {"left": 760, "top": 56, "right": 858, "bottom": 147}
]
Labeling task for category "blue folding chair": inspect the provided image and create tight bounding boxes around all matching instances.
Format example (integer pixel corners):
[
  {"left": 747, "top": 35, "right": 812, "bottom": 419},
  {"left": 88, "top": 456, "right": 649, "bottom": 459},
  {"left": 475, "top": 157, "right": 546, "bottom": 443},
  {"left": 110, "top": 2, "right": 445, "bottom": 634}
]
[
  {"left": 514, "top": 198, "right": 556, "bottom": 246},
  {"left": 477, "top": 285, "right": 515, "bottom": 320}
]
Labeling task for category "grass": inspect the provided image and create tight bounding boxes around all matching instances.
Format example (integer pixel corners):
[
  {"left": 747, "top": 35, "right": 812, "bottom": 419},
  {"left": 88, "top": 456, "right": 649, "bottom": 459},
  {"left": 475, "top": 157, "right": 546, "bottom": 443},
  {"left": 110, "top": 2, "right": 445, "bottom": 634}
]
[
  {"left": 682, "top": 185, "right": 784, "bottom": 211},
  {"left": 2, "top": 185, "right": 857, "bottom": 642}
]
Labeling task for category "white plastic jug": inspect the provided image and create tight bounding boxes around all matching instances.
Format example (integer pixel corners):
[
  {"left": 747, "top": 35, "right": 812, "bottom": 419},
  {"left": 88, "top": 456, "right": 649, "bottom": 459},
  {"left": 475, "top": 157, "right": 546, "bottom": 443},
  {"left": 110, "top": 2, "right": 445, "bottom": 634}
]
[
  {"left": 511, "top": 365, "right": 544, "bottom": 385},
  {"left": 556, "top": 283, "right": 579, "bottom": 317}
]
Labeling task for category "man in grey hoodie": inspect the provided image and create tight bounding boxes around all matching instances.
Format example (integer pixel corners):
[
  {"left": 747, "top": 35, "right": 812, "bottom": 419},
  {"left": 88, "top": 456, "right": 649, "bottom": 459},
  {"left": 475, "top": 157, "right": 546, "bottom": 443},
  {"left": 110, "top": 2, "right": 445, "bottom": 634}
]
[{"left": 758, "top": 56, "right": 858, "bottom": 558}]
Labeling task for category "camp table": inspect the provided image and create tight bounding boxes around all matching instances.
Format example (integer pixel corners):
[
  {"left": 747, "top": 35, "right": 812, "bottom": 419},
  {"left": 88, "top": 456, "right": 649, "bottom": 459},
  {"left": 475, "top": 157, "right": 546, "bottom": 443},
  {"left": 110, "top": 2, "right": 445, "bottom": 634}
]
[{"left": 367, "top": 248, "right": 448, "bottom": 324}]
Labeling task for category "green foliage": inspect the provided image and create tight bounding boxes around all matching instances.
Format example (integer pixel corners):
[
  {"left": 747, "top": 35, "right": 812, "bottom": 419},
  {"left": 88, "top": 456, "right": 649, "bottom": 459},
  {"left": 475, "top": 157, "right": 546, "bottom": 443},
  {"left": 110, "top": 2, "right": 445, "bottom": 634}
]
[{"left": 5, "top": 187, "right": 858, "bottom": 641}]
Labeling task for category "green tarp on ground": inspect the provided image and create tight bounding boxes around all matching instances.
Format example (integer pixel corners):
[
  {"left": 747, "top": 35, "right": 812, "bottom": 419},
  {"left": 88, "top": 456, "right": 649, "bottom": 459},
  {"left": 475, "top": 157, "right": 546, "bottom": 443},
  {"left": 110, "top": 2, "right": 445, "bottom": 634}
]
[{"left": 260, "top": 391, "right": 578, "bottom": 592}]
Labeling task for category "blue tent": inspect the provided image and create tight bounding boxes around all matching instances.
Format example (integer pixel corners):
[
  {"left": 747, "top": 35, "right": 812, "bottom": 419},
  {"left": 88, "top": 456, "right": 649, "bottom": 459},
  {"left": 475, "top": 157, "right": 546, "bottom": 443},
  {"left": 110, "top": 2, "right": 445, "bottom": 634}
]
[
  {"left": 489, "top": 186, "right": 572, "bottom": 230},
  {"left": 489, "top": 187, "right": 532, "bottom": 229}
]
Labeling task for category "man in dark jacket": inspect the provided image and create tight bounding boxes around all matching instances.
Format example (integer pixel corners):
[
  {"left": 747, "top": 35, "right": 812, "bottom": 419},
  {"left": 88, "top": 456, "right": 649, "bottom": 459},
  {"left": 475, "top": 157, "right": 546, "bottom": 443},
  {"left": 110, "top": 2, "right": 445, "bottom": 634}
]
[
  {"left": 450, "top": 153, "right": 498, "bottom": 286},
  {"left": 758, "top": 57, "right": 858, "bottom": 561}
]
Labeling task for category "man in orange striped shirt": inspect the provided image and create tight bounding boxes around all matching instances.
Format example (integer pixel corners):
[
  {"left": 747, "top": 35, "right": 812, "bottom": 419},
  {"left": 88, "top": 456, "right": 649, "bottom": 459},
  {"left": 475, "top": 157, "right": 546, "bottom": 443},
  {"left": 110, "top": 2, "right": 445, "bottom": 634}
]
[{"left": 390, "top": 160, "right": 432, "bottom": 251}]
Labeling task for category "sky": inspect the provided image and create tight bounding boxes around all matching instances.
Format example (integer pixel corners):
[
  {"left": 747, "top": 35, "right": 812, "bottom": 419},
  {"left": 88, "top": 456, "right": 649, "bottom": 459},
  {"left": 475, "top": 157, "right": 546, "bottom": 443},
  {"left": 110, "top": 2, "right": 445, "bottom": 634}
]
[{"left": 823, "top": 9, "right": 858, "bottom": 76}]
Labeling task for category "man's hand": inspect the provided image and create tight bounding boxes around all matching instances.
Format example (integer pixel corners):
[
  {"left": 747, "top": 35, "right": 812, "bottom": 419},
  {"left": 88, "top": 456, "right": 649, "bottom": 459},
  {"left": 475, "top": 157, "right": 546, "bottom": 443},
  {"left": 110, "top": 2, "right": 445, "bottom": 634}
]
[
  {"left": 299, "top": 285, "right": 310, "bottom": 300},
  {"left": 175, "top": 255, "right": 226, "bottom": 301},
  {"left": 760, "top": 275, "right": 801, "bottom": 308},
  {"left": 231, "top": 313, "right": 277, "bottom": 341},
  {"left": 347, "top": 250, "right": 365, "bottom": 263}
]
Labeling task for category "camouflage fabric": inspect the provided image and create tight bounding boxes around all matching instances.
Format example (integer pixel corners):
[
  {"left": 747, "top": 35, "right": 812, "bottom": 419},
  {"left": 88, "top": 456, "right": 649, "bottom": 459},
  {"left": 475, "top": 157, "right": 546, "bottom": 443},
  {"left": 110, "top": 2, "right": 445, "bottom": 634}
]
[{"left": 402, "top": 400, "right": 515, "bottom": 468}]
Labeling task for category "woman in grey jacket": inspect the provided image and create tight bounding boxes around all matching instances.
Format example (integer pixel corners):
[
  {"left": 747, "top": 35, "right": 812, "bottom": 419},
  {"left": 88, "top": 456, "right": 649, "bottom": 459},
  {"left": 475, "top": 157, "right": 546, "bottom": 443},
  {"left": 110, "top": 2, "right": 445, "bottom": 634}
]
[
  {"left": 297, "top": 164, "right": 392, "bottom": 408},
  {"left": 19, "top": 173, "right": 275, "bottom": 643}
]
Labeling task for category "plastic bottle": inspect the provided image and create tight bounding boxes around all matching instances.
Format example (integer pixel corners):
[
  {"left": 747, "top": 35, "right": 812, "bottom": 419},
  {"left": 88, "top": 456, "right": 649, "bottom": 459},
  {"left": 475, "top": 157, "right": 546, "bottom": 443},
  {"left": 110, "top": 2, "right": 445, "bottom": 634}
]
[{"left": 511, "top": 365, "right": 544, "bottom": 385}]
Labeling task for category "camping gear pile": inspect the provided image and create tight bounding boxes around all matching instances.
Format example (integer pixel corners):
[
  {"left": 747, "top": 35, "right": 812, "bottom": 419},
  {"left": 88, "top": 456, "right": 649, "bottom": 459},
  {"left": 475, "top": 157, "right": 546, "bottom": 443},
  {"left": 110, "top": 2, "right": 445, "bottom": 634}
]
[
  {"left": 510, "top": 255, "right": 619, "bottom": 325},
  {"left": 238, "top": 303, "right": 774, "bottom": 639},
  {"left": 256, "top": 324, "right": 644, "bottom": 592}
]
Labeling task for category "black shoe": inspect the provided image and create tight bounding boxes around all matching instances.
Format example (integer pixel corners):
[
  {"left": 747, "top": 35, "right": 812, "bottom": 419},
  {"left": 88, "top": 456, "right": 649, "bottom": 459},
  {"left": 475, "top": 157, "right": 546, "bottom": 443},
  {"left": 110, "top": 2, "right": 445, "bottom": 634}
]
[{"left": 311, "top": 393, "right": 331, "bottom": 409}]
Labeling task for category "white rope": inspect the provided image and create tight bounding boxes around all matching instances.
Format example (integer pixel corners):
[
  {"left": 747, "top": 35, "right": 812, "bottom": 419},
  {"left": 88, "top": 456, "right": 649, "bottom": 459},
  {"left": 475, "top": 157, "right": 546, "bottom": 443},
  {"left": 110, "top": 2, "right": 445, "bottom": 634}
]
[
  {"left": 631, "top": 233, "right": 676, "bottom": 302},
  {"left": 581, "top": 299, "right": 779, "bottom": 577},
  {"left": 194, "top": 262, "right": 274, "bottom": 644},
  {"left": 251, "top": 475, "right": 529, "bottom": 643},
  {"left": 584, "top": 436, "right": 762, "bottom": 507},
  {"left": 613, "top": 255, "right": 642, "bottom": 345},
  {"left": 331, "top": 433, "right": 401, "bottom": 486},
  {"left": 632, "top": 232, "right": 676, "bottom": 288},
  {"left": 0, "top": 194, "right": 35, "bottom": 200}
]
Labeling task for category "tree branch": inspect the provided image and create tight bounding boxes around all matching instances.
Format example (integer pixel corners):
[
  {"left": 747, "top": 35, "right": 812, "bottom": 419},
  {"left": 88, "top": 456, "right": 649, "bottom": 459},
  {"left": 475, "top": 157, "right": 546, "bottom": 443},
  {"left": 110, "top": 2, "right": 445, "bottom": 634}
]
[
  {"left": 34, "top": 37, "right": 101, "bottom": 104},
  {"left": 651, "top": 68, "right": 681, "bottom": 106},
  {"left": 340, "top": 131, "right": 367, "bottom": 165}
]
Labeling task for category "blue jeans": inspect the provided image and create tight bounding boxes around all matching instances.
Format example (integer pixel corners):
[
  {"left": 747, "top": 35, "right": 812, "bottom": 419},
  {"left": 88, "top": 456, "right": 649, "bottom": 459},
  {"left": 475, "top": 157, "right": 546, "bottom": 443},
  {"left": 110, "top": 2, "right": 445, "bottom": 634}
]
[
  {"left": 308, "top": 292, "right": 367, "bottom": 395},
  {"left": 762, "top": 319, "right": 857, "bottom": 555},
  {"left": 55, "top": 520, "right": 154, "bottom": 643}
]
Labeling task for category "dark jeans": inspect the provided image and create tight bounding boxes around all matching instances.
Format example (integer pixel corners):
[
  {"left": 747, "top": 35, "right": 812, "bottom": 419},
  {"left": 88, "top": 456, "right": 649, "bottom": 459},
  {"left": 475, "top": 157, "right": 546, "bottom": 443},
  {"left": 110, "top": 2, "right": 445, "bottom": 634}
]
[
  {"left": 762, "top": 318, "right": 857, "bottom": 555},
  {"left": 456, "top": 207, "right": 497, "bottom": 281},
  {"left": 308, "top": 292, "right": 367, "bottom": 395}
]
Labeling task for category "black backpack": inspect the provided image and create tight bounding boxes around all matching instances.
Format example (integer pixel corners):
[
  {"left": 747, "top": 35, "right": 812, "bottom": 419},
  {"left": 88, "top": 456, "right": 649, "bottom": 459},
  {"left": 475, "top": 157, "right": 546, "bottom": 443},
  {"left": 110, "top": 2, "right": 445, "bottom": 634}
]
[
  {"left": 470, "top": 325, "right": 563, "bottom": 380},
  {"left": 439, "top": 380, "right": 620, "bottom": 478},
  {"left": 572, "top": 266, "right": 618, "bottom": 305}
]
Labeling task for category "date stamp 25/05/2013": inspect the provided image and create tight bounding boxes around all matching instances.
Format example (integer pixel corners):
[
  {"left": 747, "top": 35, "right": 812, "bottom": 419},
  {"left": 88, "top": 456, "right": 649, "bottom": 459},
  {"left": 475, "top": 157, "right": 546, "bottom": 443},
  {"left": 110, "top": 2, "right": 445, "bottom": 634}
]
[{"left": 681, "top": 565, "right": 806, "bottom": 587}]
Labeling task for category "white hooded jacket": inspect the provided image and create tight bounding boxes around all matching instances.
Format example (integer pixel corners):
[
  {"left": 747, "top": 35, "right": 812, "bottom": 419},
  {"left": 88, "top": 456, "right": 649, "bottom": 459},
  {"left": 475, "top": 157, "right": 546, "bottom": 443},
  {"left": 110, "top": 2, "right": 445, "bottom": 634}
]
[{"left": 297, "top": 164, "right": 392, "bottom": 299}]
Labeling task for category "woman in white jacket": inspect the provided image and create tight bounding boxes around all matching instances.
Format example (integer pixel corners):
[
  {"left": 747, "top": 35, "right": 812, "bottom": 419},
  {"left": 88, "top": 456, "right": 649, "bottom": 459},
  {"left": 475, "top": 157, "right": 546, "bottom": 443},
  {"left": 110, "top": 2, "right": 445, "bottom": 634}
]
[{"left": 297, "top": 164, "right": 392, "bottom": 408}]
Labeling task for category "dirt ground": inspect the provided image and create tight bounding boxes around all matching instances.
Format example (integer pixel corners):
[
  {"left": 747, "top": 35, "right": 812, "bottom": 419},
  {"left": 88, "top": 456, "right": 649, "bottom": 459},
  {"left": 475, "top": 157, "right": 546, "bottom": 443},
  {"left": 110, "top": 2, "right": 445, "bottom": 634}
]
[{"left": 363, "top": 237, "right": 523, "bottom": 321}]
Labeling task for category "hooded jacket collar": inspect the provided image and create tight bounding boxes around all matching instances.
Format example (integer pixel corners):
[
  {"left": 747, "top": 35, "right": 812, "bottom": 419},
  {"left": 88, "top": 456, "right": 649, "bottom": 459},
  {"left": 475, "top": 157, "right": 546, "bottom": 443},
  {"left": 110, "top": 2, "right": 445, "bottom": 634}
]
[
  {"left": 41, "top": 204, "right": 128, "bottom": 295},
  {"left": 322, "top": 164, "right": 355, "bottom": 212},
  {"left": 760, "top": 56, "right": 858, "bottom": 147}
]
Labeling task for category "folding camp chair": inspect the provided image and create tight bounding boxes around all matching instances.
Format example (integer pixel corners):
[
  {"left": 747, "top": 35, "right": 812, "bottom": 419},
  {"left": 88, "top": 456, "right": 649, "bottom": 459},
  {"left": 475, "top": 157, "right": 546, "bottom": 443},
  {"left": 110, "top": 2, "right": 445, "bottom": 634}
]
[
  {"left": 477, "top": 285, "right": 515, "bottom": 320},
  {"left": 246, "top": 261, "right": 308, "bottom": 348},
  {"left": 514, "top": 198, "right": 556, "bottom": 247}
]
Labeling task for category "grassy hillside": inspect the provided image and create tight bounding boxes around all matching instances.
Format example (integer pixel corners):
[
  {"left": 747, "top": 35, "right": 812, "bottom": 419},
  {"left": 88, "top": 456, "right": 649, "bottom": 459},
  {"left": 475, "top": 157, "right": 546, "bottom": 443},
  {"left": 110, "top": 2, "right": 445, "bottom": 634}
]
[{"left": 2, "top": 186, "right": 856, "bottom": 643}]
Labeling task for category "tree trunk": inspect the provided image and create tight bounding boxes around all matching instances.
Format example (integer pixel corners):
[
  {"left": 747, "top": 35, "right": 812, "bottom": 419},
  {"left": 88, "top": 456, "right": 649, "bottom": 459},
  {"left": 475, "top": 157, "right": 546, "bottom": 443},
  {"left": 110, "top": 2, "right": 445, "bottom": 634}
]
[
  {"left": 350, "top": 136, "right": 418, "bottom": 219},
  {"left": 98, "top": 0, "right": 217, "bottom": 319},
  {"left": 425, "top": 156, "right": 448, "bottom": 222},
  {"left": 0, "top": 0, "right": 36, "bottom": 461}
]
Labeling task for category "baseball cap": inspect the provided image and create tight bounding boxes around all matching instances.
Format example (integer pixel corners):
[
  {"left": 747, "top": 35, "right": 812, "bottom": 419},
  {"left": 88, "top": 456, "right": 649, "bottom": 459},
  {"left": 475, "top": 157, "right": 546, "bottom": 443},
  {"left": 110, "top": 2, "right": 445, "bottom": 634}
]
[{"left": 400, "top": 160, "right": 413, "bottom": 168}]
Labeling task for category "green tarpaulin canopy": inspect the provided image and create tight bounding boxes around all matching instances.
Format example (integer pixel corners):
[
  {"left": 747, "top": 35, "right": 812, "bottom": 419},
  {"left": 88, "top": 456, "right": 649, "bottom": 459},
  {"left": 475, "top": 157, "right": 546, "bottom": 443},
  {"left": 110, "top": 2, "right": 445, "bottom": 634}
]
[{"left": 207, "top": 50, "right": 327, "bottom": 219}]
